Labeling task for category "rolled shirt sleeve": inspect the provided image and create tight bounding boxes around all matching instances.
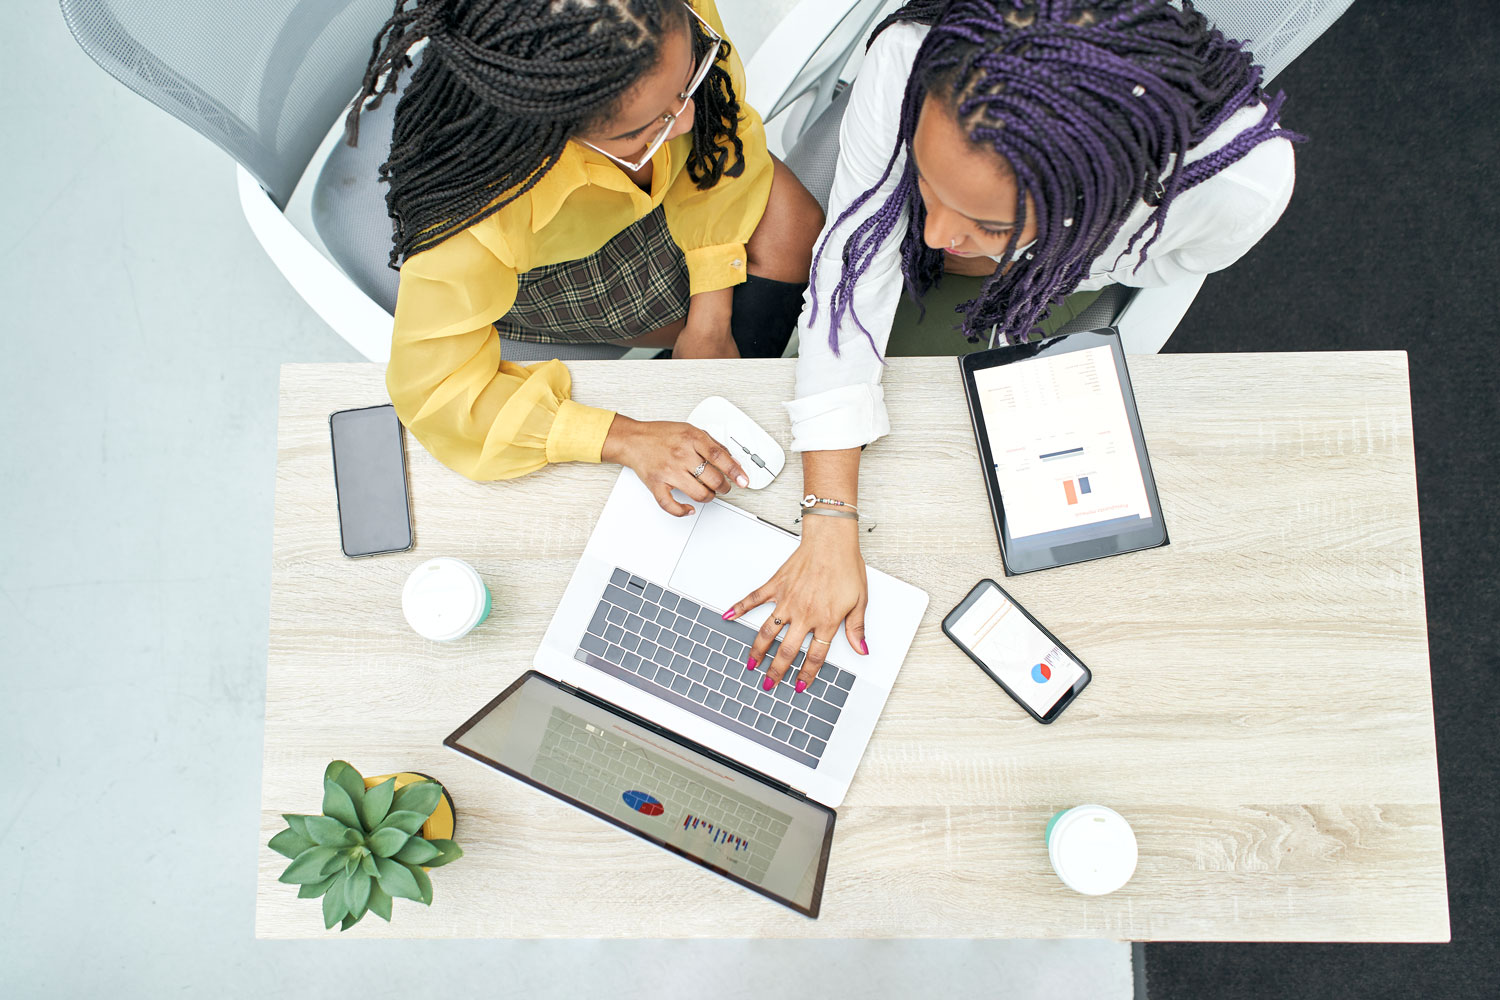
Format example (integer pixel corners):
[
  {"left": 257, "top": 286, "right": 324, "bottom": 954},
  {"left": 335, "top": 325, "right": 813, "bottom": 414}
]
[
  {"left": 784, "top": 23, "right": 925, "bottom": 453},
  {"left": 386, "top": 227, "right": 616, "bottom": 481}
]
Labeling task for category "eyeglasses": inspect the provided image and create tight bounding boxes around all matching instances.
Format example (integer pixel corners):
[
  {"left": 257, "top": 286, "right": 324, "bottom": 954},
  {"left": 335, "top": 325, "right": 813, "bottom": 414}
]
[{"left": 581, "top": 3, "right": 723, "bottom": 172}]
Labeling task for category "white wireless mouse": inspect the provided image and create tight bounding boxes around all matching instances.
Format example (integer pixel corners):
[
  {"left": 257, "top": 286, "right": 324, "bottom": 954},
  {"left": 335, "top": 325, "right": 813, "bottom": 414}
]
[{"left": 687, "top": 396, "right": 786, "bottom": 490}]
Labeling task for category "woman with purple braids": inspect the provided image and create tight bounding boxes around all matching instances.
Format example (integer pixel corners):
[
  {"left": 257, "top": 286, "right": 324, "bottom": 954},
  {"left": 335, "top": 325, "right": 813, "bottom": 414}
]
[{"left": 723, "top": 0, "right": 1299, "bottom": 692}]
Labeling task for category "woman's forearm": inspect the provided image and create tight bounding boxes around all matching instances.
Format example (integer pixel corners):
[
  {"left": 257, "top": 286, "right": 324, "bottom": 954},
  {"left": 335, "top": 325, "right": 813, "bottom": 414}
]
[
  {"left": 799, "top": 447, "right": 864, "bottom": 550},
  {"left": 686, "top": 286, "right": 733, "bottom": 330},
  {"left": 673, "top": 287, "right": 736, "bottom": 358},
  {"left": 802, "top": 447, "right": 862, "bottom": 506}
]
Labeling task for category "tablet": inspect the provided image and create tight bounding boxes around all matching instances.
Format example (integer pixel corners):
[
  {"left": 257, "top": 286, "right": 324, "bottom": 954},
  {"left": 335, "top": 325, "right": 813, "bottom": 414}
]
[{"left": 958, "top": 329, "right": 1168, "bottom": 574}]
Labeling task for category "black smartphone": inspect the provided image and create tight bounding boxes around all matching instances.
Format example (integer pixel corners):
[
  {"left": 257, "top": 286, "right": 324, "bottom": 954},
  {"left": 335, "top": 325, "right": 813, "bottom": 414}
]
[
  {"left": 941, "top": 579, "right": 1091, "bottom": 723},
  {"left": 329, "top": 404, "right": 413, "bottom": 558}
]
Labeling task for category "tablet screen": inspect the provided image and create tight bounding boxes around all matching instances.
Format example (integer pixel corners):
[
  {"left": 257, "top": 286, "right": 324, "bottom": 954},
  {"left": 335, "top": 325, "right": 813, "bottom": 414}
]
[
  {"left": 973, "top": 344, "right": 1152, "bottom": 540},
  {"left": 962, "top": 331, "right": 1166, "bottom": 573}
]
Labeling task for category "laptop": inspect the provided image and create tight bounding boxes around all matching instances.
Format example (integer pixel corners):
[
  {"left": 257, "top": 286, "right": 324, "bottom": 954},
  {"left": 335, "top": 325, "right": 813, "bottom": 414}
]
[{"left": 446, "top": 468, "right": 928, "bottom": 915}]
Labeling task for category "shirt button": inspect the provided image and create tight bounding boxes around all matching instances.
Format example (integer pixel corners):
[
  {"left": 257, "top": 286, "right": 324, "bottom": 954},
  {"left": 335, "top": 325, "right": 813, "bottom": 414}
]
[{"left": 731, "top": 259, "right": 744, "bottom": 268}]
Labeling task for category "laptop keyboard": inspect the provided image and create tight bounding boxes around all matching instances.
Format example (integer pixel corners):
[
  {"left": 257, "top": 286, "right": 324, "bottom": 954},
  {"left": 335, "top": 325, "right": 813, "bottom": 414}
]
[{"left": 573, "top": 568, "right": 857, "bottom": 769}]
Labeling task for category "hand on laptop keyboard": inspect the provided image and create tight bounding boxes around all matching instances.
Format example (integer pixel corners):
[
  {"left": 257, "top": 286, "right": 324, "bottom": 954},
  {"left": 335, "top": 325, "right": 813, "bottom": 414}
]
[
  {"left": 576, "top": 569, "right": 858, "bottom": 769},
  {"left": 723, "top": 515, "right": 872, "bottom": 691}
]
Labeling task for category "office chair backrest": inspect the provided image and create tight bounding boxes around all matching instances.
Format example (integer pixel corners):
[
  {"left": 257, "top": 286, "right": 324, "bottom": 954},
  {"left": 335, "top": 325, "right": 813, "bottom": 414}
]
[
  {"left": 60, "top": 0, "right": 394, "bottom": 209},
  {"left": 1197, "top": 0, "right": 1352, "bottom": 83},
  {"left": 305, "top": 56, "right": 629, "bottom": 363},
  {"left": 756, "top": 0, "right": 899, "bottom": 139}
]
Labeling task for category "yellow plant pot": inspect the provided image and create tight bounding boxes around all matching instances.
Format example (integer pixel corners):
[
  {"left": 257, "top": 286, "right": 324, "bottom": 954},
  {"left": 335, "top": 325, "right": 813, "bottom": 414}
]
[{"left": 364, "top": 771, "right": 456, "bottom": 844}]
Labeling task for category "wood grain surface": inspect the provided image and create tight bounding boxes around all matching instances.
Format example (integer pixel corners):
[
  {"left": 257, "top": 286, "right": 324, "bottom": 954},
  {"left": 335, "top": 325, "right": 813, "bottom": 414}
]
[{"left": 257, "top": 354, "right": 1447, "bottom": 941}]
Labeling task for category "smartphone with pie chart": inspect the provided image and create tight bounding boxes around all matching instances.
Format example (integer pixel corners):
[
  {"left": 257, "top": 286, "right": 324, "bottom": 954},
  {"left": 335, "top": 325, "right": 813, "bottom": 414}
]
[{"left": 942, "top": 579, "right": 1091, "bottom": 724}]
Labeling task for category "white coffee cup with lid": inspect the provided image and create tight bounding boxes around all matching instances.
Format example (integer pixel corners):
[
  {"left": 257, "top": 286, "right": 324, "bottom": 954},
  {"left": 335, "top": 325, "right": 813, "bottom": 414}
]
[
  {"left": 1046, "top": 804, "right": 1139, "bottom": 895},
  {"left": 402, "top": 557, "right": 491, "bottom": 641}
]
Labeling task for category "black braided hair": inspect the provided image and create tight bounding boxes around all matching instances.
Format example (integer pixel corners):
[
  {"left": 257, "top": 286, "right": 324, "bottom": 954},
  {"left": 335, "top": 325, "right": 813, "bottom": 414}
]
[{"left": 346, "top": 0, "right": 745, "bottom": 266}]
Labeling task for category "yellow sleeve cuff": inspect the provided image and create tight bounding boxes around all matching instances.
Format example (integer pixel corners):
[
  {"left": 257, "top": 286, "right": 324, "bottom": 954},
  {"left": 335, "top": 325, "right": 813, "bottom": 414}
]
[
  {"left": 683, "top": 243, "right": 750, "bottom": 296},
  {"left": 545, "top": 398, "right": 617, "bottom": 465}
]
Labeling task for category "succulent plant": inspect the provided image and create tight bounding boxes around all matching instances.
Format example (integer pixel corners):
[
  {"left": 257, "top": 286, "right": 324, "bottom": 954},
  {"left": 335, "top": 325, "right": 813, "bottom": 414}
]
[{"left": 269, "top": 760, "right": 463, "bottom": 930}]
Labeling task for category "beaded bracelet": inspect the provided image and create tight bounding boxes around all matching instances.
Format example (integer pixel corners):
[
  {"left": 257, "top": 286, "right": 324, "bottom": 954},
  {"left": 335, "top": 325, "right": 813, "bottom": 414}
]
[{"left": 801, "top": 493, "right": 860, "bottom": 515}]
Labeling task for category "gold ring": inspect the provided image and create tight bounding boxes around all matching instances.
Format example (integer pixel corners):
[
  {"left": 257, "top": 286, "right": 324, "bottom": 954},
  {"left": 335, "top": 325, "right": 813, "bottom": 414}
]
[
  {"left": 773, "top": 617, "right": 783, "bottom": 626},
  {"left": 810, "top": 636, "right": 832, "bottom": 646},
  {"left": 691, "top": 459, "right": 707, "bottom": 478}
]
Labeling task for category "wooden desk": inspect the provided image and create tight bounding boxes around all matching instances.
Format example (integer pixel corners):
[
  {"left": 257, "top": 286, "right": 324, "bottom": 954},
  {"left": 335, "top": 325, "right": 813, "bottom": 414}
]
[{"left": 257, "top": 355, "right": 1447, "bottom": 941}]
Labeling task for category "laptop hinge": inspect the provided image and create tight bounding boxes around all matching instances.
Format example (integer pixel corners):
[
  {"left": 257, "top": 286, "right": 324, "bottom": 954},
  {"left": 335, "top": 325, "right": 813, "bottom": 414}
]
[{"left": 557, "top": 679, "right": 814, "bottom": 802}]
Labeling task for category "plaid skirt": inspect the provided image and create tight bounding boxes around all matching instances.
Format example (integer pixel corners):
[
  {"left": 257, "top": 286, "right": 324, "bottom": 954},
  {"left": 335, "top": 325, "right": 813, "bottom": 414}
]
[{"left": 494, "top": 206, "right": 692, "bottom": 344}]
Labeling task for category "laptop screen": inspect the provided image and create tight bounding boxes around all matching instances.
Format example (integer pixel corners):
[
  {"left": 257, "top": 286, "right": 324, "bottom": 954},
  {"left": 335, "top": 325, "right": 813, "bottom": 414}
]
[{"left": 445, "top": 672, "right": 836, "bottom": 917}]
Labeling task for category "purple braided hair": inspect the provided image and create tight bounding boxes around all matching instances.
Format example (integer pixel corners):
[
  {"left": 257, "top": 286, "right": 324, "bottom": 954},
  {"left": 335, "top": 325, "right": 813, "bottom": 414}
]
[{"left": 810, "top": 0, "right": 1305, "bottom": 354}]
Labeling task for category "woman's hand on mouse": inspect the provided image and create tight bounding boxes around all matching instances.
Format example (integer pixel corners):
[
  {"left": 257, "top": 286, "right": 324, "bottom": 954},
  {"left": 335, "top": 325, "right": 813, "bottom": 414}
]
[
  {"left": 726, "top": 513, "right": 869, "bottom": 692},
  {"left": 602, "top": 416, "right": 749, "bottom": 517}
]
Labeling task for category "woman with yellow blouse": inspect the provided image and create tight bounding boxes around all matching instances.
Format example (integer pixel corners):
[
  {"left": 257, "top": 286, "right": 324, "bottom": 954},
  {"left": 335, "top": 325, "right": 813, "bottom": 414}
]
[{"left": 347, "top": 0, "right": 823, "bottom": 512}]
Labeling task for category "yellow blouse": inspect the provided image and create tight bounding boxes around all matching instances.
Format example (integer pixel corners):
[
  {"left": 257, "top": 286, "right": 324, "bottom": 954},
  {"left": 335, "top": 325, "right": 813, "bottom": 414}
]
[{"left": 386, "top": 0, "right": 772, "bottom": 482}]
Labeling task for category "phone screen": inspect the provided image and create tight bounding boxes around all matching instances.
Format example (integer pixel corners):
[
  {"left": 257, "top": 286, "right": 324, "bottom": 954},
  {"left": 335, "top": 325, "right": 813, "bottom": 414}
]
[
  {"left": 329, "top": 404, "right": 412, "bottom": 558},
  {"left": 944, "top": 581, "right": 1089, "bottom": 721}
]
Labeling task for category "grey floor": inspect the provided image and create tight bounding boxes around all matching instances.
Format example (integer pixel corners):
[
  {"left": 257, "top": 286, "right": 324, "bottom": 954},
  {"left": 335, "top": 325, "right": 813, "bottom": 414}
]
[{"left": 0, "top": 2, "right": 1130, "bottom": 996}]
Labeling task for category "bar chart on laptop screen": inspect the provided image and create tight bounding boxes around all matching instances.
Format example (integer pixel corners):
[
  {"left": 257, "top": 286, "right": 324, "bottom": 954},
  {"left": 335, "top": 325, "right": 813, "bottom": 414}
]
[
  {"left": 974, "top": 346, "right": 1151, "bottom": 539},
  {"left": 529, "top": 708, "right": 790, "bottom": 885}
]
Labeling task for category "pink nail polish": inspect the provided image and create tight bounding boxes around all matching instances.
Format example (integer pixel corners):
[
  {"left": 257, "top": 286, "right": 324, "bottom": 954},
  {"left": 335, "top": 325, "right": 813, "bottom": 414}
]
[
  {"left": 762, "top": 674, "right": 775, "bottom": 691},
  {"left": 795, "top": 679, "right": 807, "bottom": 693},
  {"left": 858, "top": 638, "right": 869, "bottom": 655},
  {"left": 746, "top": 658, "right": 758, "bottom": 670},
  {"left": 721, "top": 609, "right": 736, "bottom": 620}
]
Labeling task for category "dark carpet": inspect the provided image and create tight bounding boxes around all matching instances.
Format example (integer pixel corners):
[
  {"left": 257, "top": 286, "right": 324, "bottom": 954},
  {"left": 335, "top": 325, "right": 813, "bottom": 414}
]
[{"left": 1143, "top": 2, "right": 1499, "bottom": 997}]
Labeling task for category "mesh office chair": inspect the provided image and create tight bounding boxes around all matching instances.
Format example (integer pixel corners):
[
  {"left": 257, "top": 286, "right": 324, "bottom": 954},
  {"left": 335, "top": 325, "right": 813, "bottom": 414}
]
[
  {"left": 744, "top": 0, "right": 1355, "bottom": 354},
  {"left": 60, "top": 0, "right": 625, "bottom": 363}
]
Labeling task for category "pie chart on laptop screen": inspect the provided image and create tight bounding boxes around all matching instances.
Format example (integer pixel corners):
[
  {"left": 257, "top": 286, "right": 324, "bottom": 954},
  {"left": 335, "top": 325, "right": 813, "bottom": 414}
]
[{"left": 622, "top": 790, "right": 664, "bottom": 816}]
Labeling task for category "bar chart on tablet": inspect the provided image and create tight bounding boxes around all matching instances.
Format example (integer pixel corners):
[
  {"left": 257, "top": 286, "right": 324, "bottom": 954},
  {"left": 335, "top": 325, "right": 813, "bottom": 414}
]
[{"left": 976, "top": 346, "right": 1151, "bottom": 539}]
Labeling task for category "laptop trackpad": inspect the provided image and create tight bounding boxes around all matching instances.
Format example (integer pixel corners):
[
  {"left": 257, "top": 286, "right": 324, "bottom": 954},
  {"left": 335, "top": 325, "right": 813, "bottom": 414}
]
[{"left": 669, "top": 501, "right": 798, "bottom": 621}]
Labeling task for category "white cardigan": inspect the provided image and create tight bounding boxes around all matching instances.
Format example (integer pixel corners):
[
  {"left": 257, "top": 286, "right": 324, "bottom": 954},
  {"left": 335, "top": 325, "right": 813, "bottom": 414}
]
[{"left": 785, "top": 22, "right": 1297, "bottom": 452}]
